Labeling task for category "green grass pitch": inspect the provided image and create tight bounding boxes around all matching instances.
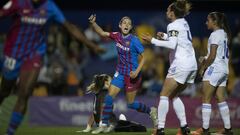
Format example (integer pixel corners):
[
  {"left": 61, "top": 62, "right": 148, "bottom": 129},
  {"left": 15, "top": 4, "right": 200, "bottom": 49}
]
[{"left": 0, "top": 96, "right": 239, "bottom": 135}]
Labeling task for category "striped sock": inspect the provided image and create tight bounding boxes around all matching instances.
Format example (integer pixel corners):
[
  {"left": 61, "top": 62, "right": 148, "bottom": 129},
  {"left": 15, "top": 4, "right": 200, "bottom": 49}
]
[
  {"left": 127, "top": 101, "right": 151, "bottom": 114},
  {"left": 7, "top": 112, "right": 24, "bottom": 135},
  {"left": 202, "top": 103, "right": 211, "bottom": 129},
  {"left": 218, "top": 101, "right": 231, "bottom": 129},
  {"left": 101, "top": 95, "right": 113, "bottom": 126}
]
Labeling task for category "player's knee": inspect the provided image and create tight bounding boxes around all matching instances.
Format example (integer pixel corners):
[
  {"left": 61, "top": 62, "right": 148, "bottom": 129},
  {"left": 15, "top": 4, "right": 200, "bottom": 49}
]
[
  {"left": 216, "top": 95, "right": 225, "bottom": 103},
  {"left": 17, "top": 96, "right": 30, "bottom": 105},
  {"left": 18, "top": 92, "right": 31, "bottom": 101},
  {"left": 203, "top": 95, "right": 211, "bottom": 103}
]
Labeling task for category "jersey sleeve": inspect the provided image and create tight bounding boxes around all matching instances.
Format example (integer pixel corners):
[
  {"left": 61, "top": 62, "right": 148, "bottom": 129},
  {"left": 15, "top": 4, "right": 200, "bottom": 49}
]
[
  {"left": 0, "top": 0, "right": 18, "bottom": 18},
  {"left": 151, "top": 23, "right": 178, "bottom": 49},
  {"left": 134, "top": 37, "right": 144, "bottom": 54},
  {"left": 209, "top": 32, "right": 221, "bottom": 46},
  {"left": 48, "top": 1, "right": 66, "bottom": 24},
  {"left": 167, "top": 23, "right": 179, "bottom": 38}
]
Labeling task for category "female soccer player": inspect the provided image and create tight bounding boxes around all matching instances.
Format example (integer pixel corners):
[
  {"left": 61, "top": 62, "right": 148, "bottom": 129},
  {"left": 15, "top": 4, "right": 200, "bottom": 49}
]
[
  {"left": 191, "top": 12, "right": 233, "bottom": 135},
  {"left": 88, "top": 14, "right": 158, "bottom": 134},
  {"left": 141, "top": 0, "right": 197, "bottom": 135},
  {"left": 0, "top": 0, "right": 103, "bottom": 135},
  {"left": 80, "top": 74, "right": 117, "bottom": 133}
]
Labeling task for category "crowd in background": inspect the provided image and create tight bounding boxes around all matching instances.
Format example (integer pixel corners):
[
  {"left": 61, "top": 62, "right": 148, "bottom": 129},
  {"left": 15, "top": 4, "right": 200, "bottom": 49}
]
[{"left": 0, "top": 17, "right": 240, "bottom": 98}]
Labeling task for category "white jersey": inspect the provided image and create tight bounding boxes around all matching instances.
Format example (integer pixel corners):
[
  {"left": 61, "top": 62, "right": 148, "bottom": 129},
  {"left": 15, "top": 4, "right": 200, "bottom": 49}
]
[
  {"left": 206, "top": 29, "right": 229, "bottom": 74},
  {"left": 167, "top": 18, "right": 197, "bottom": 72}
]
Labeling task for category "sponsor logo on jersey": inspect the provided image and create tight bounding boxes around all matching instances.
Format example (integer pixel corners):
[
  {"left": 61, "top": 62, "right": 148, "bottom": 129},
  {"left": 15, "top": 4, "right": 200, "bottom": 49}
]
[
  {"left": 125, "top": 41, "right": 130, "bottom": 46},
  {"left": 21, "top": 16, "right": 47, "bottom": 25},
  {"left": 116, "top": 43, "right": 130, "bottom": 51},
  {"left": 40, "top": 9, "right": 46, "bottom": 16}
]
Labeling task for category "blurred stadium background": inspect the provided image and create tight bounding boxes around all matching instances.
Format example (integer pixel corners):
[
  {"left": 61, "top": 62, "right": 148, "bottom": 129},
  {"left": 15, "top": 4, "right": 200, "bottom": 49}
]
[{"left": 0, "top": 0, "right": 240, "bottom": 134}]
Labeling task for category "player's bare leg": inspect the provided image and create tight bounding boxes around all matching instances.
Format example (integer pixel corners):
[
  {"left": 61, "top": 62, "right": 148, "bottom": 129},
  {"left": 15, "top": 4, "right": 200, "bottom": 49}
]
[{"left": 6, "top": 67, "right": 40, "bottom": 135}]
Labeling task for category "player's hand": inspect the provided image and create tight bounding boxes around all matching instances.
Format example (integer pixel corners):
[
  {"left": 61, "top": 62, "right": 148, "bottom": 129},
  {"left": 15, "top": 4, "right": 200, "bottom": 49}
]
[
  {"left": 156, "top": 32, "right": 165, "bottom": 40},
  {"left": 198, "top": 56, "right": 206, "bottom": 64},
  {"left": 198, "top": 67, "right": 205, "bottom": 78},
  {"left": 130, "top": 71, "right": 138, "bottom": 79},
  {"left": 89, "top": 14, "right": 96, "bottom": 24},
  {"left": 141, "top": 33, "right": 153, "bottom": 44}
]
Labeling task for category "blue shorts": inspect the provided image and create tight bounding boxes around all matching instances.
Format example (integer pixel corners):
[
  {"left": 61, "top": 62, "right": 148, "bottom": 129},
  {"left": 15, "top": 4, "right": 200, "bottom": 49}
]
[
  {"left": 111, "top": 72, "right": 142, "bottom": 92},
  {"left": 2, "top": 55, "right": 42, "bottom": 80}
]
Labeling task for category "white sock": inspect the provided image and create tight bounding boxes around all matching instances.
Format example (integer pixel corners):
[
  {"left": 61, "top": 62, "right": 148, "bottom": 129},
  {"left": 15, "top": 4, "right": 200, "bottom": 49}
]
[
  {"left": 173, "top": 97, "right": 187, "bottom": 127},
  {"left": 202, "top": 103, "right": 211, "bottom": 129},
  {"left": 218, "top": 101, "right": 231, "bottom": 129},
  {"left": 158, "top": 96, "right": 169, "bottom": 129}
]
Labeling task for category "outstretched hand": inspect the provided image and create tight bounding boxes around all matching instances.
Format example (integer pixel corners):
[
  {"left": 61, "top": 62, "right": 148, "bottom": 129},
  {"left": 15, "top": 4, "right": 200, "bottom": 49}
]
[
  {"left": 156, "top": 32, "right": 165, "bottom": 40},
  {"left": 89, "top": 14, "right": 96, "bottom": 24},
  {"left": 141, "top": 33, "right": 153, "bottom": 44},
  {"left": 130, "top": 71, "right": 138, "bottom": 79}
]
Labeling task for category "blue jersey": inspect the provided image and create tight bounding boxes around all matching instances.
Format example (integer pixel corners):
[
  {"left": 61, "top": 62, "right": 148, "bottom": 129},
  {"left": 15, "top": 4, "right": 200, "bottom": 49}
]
[
  {"left": 0, "top": 0, "right": 65, "bottom": 59},
  {"left": 109, "top": 32, "right": 144, "bottom": 76}
]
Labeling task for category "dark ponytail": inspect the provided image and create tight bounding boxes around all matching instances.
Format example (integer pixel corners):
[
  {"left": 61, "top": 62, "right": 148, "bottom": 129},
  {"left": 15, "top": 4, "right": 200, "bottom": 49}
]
[
  {"left": 222, "top": 14, "right": 231, "bottom": 42},
  {"left": 170, "top": 0, "right": 192, "bottom": 18},
  {"left": 208, "top": 12, "right": 231, "bottom": 42}
]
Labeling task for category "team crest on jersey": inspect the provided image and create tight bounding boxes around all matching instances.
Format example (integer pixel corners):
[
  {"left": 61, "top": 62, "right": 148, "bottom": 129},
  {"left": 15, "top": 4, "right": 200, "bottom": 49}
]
[
  {"left": 23, "top": 9, "right": 31, "bottom": 14},
  {"left": 125, "top": 41, "right": 130, "bottom": 46},
  {"left": 40, "top": 9, "right": 46, "bottom": 16},
  {"left": 168, "top": 30, "right": 179, "bottom": 37}
]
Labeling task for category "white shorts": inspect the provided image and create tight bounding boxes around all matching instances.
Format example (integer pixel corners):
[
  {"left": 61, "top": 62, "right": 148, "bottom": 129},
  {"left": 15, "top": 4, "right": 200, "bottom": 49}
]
[
  {"left": 166, "top": 69, "right": 197, "bottom": 84},
  {"left": 203, "top": 69, "right": 228, "bottom": 87}
]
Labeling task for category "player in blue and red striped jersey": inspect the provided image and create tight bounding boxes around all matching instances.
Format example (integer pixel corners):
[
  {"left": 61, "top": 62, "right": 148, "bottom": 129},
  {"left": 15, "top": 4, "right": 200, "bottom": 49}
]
[
  {"left": 88, "top": 14, "right": 157, "bottom": 134},
  {"left": 0, "top": 0, "right": 104, "bottom": 135}
]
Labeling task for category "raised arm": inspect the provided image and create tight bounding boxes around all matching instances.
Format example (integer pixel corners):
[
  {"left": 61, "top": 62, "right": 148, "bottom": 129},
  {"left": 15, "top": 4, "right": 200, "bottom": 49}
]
[
  {"left": 49, "top": 1, "right": 104, "bottom": 54},
  {"left": 88, "top": 14, "right": 110, "bottom": 37}
]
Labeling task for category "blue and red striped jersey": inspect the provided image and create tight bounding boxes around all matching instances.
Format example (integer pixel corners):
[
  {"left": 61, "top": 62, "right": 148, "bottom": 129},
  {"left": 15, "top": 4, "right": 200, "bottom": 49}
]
[
  {"left": 0, "top": 0, "right": 65, "bottom": 60},
  {"left": 109, "top": 32, "right": 144, "bottom": 76}
]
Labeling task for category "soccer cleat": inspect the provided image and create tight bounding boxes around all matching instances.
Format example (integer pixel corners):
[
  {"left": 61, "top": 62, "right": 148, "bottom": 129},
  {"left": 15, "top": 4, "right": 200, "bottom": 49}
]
[
  {"left": 91, "top": 126, "right": 107, "bottom": 134},
  {"left": 181, "top": 125, "right": 191, "bottom": 135},
  {"left": 222, "top": 128, "right": 233, "bottom": 135},
  {"left": 150, "top": 107, "right": 158, "bottom": 127},
  {"left": 82, "top": 128, "right": 92, "bottom": 133},
  {"left": 191, "top": 128, "right": 210, "bottom": 135},
  {"left": 156, "top": 128, "right": 165, "bottom": 135},
  {"left": 103, "top": 124, "right": 115, "bottom": 133}
]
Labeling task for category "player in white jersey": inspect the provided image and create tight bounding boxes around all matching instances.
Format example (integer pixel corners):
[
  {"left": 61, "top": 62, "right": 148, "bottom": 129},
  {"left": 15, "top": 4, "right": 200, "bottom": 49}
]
[
  {"left": 191, "top": 12, "right": 233, "bottom": 135},
  {"left": 141, "top": 0, "right": 197, "bottom": 135}
]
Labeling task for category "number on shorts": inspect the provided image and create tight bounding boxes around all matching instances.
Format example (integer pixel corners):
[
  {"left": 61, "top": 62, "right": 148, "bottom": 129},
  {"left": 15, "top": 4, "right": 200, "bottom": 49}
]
[{"left": 4, "top": 56, "right": 16, "bottom": 70}]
